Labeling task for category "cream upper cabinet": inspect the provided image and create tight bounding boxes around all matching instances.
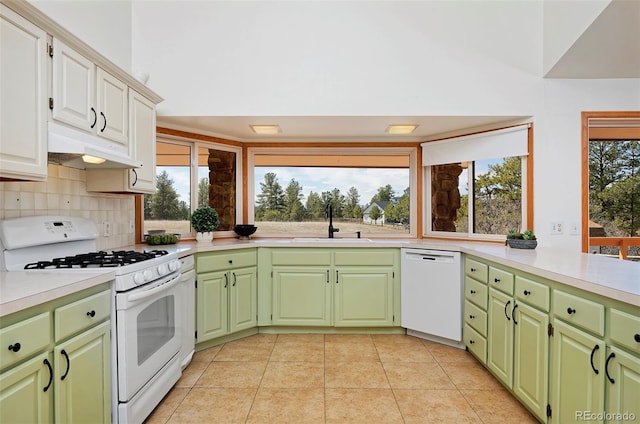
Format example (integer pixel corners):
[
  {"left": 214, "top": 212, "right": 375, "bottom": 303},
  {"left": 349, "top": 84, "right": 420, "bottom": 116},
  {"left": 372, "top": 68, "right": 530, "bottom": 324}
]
[
  {"left": 0, "top": 4, "right": 48, "bottom": 181},
  {"left": 51, "top": 38, "right": 128, "bottom": 147},
  {"left": 85, "top": 89, "right": 157, "bottom": 193}
]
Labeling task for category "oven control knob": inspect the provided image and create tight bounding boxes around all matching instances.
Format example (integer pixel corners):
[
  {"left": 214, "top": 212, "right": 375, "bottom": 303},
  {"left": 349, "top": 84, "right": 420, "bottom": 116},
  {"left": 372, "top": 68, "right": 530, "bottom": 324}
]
[
  {"left": 157, "top": 264, "right": 169, "bottom": 276},
  {"left": 133, "top": 272, "right": 145, "bottom": 285},
  {"left": 169, "top": 260, "right": 181, "bottom": 272},
  {"left": 143, "top": 270, "right": 153, "bottom": 281}
]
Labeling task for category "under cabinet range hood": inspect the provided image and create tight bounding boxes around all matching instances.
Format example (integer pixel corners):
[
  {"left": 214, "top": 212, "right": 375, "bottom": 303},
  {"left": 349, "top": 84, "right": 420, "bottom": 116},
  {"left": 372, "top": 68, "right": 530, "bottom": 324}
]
[{"left": 47, "top": 122, "right": 142, "bottom": 169}]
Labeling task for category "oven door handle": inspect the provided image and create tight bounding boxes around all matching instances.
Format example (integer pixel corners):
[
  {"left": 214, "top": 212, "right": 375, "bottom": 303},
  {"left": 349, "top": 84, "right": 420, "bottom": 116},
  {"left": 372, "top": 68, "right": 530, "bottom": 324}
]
[{"left": 126, "top": 274, "right": 181, "bottom": 303}]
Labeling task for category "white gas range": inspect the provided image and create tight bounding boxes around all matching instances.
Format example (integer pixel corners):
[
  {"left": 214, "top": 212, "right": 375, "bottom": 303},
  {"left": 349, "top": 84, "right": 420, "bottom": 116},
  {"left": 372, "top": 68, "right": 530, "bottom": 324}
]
[{"left": 0, "top": 216, "right": 191, "bottom": 424}]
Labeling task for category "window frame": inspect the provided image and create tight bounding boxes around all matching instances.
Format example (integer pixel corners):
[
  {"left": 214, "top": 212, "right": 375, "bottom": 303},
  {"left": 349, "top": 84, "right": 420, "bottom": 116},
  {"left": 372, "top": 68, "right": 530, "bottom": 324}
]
[
  {"left": 138, "top": 133, "right": 243, "bottom": 241},
  {"left": 422, "top": 124, "right": 534, "bottom": 241},
  {"left": 246, "top": 145, "right": 420, "bottom": 239}
]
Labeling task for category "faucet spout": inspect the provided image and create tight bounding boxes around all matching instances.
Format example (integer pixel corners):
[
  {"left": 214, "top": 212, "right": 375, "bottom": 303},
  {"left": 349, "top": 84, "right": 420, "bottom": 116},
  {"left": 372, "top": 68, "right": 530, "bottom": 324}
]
[{"left": 326, "top": 203, "right": 339, "bottom": 238}]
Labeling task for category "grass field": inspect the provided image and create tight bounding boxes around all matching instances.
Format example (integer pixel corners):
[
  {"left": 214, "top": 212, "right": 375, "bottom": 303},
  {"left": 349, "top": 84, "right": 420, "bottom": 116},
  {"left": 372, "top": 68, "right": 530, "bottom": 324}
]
[{"left": 144, "top": 219, "right": 409, "bottom": 237}]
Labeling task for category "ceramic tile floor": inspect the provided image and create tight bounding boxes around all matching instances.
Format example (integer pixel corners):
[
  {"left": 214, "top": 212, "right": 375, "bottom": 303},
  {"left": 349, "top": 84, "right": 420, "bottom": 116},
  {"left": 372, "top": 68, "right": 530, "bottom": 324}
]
[{"left": 145, "top": 334, "right": 539, "bottom": 424}]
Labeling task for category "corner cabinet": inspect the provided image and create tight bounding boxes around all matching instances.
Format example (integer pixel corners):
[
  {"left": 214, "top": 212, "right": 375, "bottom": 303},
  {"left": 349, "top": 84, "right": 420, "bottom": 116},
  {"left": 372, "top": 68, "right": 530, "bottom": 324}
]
[
  {"left": 258, "top": 247, "right": 401, "bottom": 328},
  {"left": 85, "top": 90, "right": 157, "bottom": 193},
  {"left": 195, "top": 249, "right": 257, "bottom": 343},
  {"left": 464, "top": 254, "right": 640, "bottom": 424},
  {"left": 0, "top": 4, "right": 48, "bottom": 181},
  {"left": 0, "top": 284, "right": 111, "bottom": 424}
]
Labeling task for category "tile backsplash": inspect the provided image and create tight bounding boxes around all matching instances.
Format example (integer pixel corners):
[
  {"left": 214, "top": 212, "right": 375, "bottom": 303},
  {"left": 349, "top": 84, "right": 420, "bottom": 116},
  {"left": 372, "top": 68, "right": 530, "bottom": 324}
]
[{"left": 0, "top": 164, "right": 135, "bottom": 250}]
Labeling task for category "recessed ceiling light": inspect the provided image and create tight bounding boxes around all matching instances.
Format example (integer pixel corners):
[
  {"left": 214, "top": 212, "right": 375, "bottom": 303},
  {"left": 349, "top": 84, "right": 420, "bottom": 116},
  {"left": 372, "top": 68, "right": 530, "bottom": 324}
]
[
  {"left": 386, "top": 124, "right": 418, "bottom": 134},
  {"left": 250, "top": 124, "right": 281, "bottom": 135}
]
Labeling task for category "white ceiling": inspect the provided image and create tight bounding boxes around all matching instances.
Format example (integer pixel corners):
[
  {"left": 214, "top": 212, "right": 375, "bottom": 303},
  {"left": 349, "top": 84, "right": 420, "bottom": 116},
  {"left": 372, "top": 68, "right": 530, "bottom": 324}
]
[{"left": 156, "top": 115, "right": 529, "bottom": 143}]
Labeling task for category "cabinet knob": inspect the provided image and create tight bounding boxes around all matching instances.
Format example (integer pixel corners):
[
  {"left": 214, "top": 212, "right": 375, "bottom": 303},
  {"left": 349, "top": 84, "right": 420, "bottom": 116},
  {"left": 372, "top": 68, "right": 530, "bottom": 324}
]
[
  {"left": 469, "top": 315, "right": 475, "bottom": 319},
  {"left": 470, "top": 268, "right": 476, "bottom": 272},
  {"left": 8, "top": 343, "right": 21, "bottom": 353},
  {"left": 567, "top": 307, "right": 576, "bottom": 315},
  {"left": 523, "top": 290, "right": 531, "bottom": 296},
  {"left": 634, "top": 334, "right": 640, "bottom": 343},
  {"left": 470, "top": 290, "right": 476, "bottom": 294},
  {"left": 469, "top": 339, "right": 475, "bottom": 345},
  {"left": 494, "top": 277, "right": 500, "bottom": 283},
  {"left": 228, "top": 259, "right": 233, "bottom": 264},
  {"left": 87, "top": 310, "right": 96, "bottom": 318}
]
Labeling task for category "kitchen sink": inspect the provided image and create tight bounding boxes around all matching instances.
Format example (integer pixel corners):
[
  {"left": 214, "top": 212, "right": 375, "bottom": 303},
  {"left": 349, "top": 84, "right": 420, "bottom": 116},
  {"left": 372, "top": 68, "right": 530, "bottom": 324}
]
[{"left": 292, "top": 238, "right": 372, "bottom": 242}]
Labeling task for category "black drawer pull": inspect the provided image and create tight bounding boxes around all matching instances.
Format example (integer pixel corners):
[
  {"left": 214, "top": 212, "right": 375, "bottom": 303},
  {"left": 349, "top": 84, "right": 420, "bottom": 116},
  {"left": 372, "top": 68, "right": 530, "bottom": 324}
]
[
  {"left": 504, "top": 300, "right": 512, "bottom": 321},
  {"left": 634, "top": 334, "right": 640, "bottom": 343},
  {"left": 470, "top": 290, "right": 476, "bottom": 294},
  {"left": 8, "top": 343, "right": 21, "bottom": 353},
  {"left": 43, "top": 358, "right": 53, "bottom": 392},
  {"left": 590, "top": 344, "right": 600, "bottom": 375},
  {"left": 61, "top": 349, "right": 70, "bottom": 380},
  {"left": 87, "top": 310, "right": 96, "bottom": 318},
  {"left": 469, "top": 314, "right": 475, "bottom": 319},
  {"left": 523, "top": 290, "right": 531, "bottom": 296},
  {"left": 605, "top": 352, "right": 615, "bottom": 384},
  {"left": 494, "top": 277, "right": 500, "bottom": 283},
  {"left": 469, "top": 339, "right": 475, "bottom": 345},
  {"left": 470, "top": 267, "right": 476, "bottom": 272},
  {"left": 567, "top": 307, "right": 576, "bottom": 315},
  {"left": 512, "top": 303, "right": 519, "bottom": 325}
]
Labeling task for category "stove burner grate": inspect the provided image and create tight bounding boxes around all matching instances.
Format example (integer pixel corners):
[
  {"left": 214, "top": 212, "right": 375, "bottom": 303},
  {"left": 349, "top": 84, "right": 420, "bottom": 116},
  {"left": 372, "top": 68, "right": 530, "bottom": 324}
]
[{"left": 24, "top": 249, "right": 169, "bottom": 270}]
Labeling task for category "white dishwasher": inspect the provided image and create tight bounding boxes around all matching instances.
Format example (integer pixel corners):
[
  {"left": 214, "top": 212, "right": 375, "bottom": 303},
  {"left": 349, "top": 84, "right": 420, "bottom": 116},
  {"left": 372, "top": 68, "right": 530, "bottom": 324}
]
[{"left": 401, "top": 248, "right": 463, "bottom": 347}]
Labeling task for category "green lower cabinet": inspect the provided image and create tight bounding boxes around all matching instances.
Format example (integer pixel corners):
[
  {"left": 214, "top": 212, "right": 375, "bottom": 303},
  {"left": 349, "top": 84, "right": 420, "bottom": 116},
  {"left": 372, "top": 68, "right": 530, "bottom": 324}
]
[
  {"left": 551, "top": 319, "right": 605, "bottom": 424},
  {"left": 272, "top": 267, "right": 331, "bottom": 326},
  {"left": 197, "top": 270, "right": 229, "bottom": 341},
  {"left": 605, "top": 347, "right": 640, "bottom": 423},
  {"left": 229, "top": 267, "right": 258, "bottom": 333},
  {"left": 513, "top": 302, "right": 549, "bottom": 422},
  {"left": 54, "top": 320, "right": 111, "bottom": 424},
  {"left": 334, "top": 267, "right": 394, "bottom": 327},
  {"left": 0, "top": 351, "right": 52, "bottom": 423},
  {"left": 197, "top": 267, "right": 257, "bottom": 343},
  {"left": 487, "top": 288, "right": 514, "bottom": 387}
]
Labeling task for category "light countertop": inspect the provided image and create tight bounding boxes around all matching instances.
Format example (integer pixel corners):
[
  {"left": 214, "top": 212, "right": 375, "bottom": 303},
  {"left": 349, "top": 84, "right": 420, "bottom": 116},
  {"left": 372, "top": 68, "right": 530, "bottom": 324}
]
[{"left": 2, "top": 238, "right": 638, "bottom": 318}]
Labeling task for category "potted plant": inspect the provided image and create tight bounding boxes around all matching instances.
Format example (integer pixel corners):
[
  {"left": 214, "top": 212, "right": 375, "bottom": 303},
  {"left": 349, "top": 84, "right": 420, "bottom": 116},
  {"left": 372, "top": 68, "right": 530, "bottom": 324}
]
[
  {"left": 190, "top": 206, "right": 219, "bottom": 242},
  {"left": 506, "top": 229, "right": 537, "bottom": 249}
]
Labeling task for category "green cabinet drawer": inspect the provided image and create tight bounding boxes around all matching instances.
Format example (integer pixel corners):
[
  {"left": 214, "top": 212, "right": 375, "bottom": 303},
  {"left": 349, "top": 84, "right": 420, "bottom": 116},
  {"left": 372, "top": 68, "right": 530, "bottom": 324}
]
[
  {"left": 0, "top": 312, "right": 51, "bottom": 370},
  {"left": 465, "top": 258, "right": 488, "bottom": 283},
  {"left": 553, "top": 290, "right": 605, "bottom": 336},
  {"left": 515, "top": 276, "right": 549, "bottom": 312},
  {"left": 334, "top": 249, "right": 396, "bottom": 266},
  {"left": 465, "top": 276, "right": 488, "bottom": 310},
  {"left": 270, "top": 249, "right": 331, "bottom": 266},
  {"left": 55, "top": 290, "right": 111, "bottom": 342},
  {"left": 197, "top": 249, "right": 257, "bottom": 272},
  {"left": 488, "top": 266, "right": 514, "bottom": 295},
  {"left": 464, "top": 300, "right": 487, "bottom": 337},
  {"left": 464, "top": 323, "right": 487, "bottom": 364},
  {"left": 609, "top": 308, "right": 640, "bottom": 355}
]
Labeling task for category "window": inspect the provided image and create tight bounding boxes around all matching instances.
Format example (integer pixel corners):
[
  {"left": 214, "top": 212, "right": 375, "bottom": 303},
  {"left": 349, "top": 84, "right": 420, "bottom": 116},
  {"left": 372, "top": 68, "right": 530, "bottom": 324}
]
[
  {"left": 247, "top": 147, "right": 418, "bottom": 238},
  {"left": 142, "top": 135, "right": 242, "bottom": 239},
  {"left": 583, "top": 112, "right": 640, "bottom": 260},
  {"left": 423, "top": 125, "right": 531, "bottom": 240}
]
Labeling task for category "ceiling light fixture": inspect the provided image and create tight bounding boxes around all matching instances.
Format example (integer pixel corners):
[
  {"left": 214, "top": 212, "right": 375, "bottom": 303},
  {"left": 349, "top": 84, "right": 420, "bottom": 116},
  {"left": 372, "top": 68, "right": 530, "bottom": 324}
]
[
  {"left": 82, "top": 155, "right": 106, "bottom": 164},
  {"left": 386, "top": 124, "right": 418, "bottom": 134},
  {"left": 250, "top": 124, "right": 281, "bottom": 135}
]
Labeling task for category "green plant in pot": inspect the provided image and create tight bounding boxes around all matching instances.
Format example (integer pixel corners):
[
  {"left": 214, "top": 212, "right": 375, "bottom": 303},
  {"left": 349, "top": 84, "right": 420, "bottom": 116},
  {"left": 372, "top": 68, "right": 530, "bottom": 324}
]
[
  {"left": 190, "top": 206, "right": 219, "bottom": 242},
  {"left": 506, "top": 229, "right": 537, "bottom": 249}
]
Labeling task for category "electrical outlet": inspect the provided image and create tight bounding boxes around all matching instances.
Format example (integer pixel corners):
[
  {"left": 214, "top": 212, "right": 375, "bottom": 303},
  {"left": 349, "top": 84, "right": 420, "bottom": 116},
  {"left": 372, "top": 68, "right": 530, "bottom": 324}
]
[
  {"left": 550, "top": 221, "right": 563, "bottom": 235},
  {"left": 568, "top": 221, "right": 579, "bottom": 235},
  {"left": 103, "top": 221, "right": 111, "bottom": 237}
]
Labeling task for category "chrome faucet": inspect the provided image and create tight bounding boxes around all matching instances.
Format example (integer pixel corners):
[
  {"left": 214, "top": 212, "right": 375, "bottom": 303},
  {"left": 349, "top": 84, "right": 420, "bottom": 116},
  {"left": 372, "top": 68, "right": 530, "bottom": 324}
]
[{"left": 325, "top": 203, "right": 340, "bottom": 238}]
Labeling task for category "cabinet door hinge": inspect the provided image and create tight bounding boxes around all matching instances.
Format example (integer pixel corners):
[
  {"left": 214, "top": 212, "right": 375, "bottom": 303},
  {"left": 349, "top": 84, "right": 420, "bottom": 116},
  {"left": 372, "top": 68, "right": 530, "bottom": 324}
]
[
  {"left": 49, "top": 97, "right": 54, "bottom": 110},
  {"left": 47, "top": 43, "right": 53, "bottom": 58},
  {"left": 546, "top": 404, "right": 552, "bottom": 418},
  {"left": 547, "top": 323, "right": 554, "bottom": 337}
]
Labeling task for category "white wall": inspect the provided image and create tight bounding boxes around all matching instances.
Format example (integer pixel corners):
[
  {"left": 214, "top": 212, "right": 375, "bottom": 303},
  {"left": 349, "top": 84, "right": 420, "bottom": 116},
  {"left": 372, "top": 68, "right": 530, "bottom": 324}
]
[{"left": 28, "top": 0, "right": 133, "bottom": 73}]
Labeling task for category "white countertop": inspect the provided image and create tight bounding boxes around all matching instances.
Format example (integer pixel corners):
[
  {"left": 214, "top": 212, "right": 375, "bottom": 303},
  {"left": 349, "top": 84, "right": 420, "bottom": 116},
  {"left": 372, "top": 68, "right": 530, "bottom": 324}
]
[
  {"left": 2, "top": 237, "right": 638, "bottom": 318},
  {"left": 0, "top": 270, "right": 114, "bottom": 317}
]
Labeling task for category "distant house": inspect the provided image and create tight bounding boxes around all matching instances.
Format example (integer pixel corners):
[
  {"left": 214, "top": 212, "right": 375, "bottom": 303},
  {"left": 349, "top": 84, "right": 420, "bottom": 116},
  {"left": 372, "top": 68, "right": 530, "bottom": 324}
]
[{"left": 363, "top": 201, "right": 389, "bottom": 225}]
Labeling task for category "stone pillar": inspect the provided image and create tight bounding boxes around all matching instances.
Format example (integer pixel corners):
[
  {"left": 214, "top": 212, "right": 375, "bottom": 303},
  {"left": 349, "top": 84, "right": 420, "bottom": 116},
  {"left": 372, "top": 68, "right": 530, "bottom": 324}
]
[
  {"left": 431, "top": 164, "right": 463, "bottom": 232},
  {"left": 207, "top": 150, "right": 236, "bottom": 231}
]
